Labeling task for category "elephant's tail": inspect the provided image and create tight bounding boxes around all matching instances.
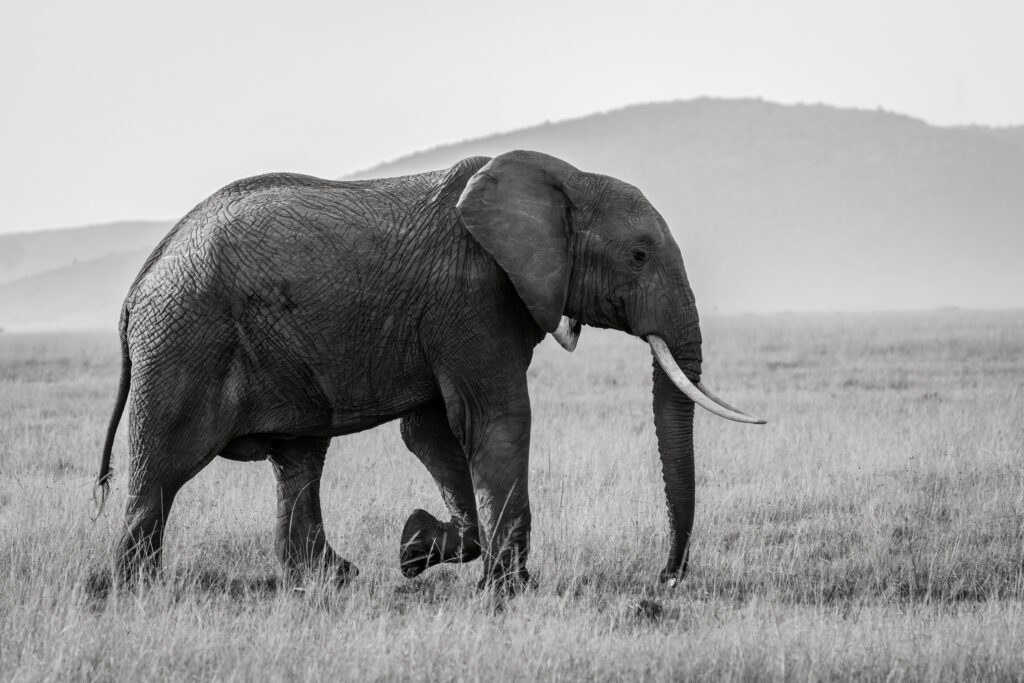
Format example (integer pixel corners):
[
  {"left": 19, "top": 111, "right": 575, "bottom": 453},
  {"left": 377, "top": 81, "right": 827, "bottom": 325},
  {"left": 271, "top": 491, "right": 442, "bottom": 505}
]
[{"left": 93, "top": 308, "right": 132, "bottom": 518}]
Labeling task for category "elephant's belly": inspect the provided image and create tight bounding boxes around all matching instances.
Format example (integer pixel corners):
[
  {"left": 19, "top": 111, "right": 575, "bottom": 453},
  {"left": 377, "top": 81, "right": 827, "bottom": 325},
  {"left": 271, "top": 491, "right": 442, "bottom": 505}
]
[
  {"left": 319, "top": 366, "right": 441, "bottom": 436},
  {"left": 226, "top": 320, "right": 440, "bottom": 440},
  {"left": 322, "top": 384, "right": 439, "bottom": 437},
  {"left": 219, "top": 434, "right": 272, "bottom": 461},
  {"left": 324, "top": 411, "right": 409, "bottom": 437},
  {"left": 218, "top": 409, "right": 415, "bottom": 461}
]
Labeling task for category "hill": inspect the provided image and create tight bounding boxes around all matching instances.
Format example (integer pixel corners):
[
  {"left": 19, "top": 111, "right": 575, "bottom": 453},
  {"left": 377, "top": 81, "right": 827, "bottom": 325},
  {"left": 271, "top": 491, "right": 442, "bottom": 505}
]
[
  {"left": 0, "top": 220, "right": 169, "bottom": 331},
  {"left": 0, "top": 248, "right": 152, "bottom": 331},
  {"left": 0, "top": 220, "right": 170, "bottom": 285},
  {"left": 2, "top": 99, "right": 1022, "bottom": 330},
  {"left": 965, "top": 125, "right": 1024, "bottom": 152},
  {"left": 350, "top": 99, "right": 1024, "bottom": 314}
]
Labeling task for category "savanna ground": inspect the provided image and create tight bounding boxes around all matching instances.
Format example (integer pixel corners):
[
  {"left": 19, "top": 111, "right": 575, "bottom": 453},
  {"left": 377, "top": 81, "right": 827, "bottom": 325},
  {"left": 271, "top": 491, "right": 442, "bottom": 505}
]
[{"left": 1, "top": 311, "right": 1022, "bottom": 681}]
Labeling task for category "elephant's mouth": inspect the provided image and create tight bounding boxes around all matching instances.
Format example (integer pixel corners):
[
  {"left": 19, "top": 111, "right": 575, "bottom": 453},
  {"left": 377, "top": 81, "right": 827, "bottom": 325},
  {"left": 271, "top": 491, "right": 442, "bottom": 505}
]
[{"left": 647, "top": 335, "right": 766, "bottom": 425}]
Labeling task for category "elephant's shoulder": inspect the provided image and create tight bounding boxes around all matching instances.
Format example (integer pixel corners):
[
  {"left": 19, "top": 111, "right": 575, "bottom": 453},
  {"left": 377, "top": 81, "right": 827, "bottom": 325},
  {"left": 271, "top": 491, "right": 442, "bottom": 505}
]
[
  {"left": 449, "top": 156, "right": 492, "bottom": 177},
  {"left": 431, "top": 157, "right": 492, "bottom": 201}
]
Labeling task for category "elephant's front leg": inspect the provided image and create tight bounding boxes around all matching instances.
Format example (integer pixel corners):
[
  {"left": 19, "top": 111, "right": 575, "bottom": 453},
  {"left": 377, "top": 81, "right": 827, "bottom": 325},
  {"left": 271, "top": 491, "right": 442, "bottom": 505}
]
[
  {"left": 399, "top": 406, "right": 481, "bottom": 577},
  {"left": 268, "top": 436, "right": 357, "bottom": 585},
  {"left": 463, "top": 395, "right": 533, "bottom": 592}
]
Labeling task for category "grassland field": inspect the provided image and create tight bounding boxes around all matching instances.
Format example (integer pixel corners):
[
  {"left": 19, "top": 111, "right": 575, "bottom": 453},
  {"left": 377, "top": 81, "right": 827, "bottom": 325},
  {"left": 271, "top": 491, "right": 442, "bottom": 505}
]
[{"left": 1, "top": 310, "right": 1022, "bottom": 681}]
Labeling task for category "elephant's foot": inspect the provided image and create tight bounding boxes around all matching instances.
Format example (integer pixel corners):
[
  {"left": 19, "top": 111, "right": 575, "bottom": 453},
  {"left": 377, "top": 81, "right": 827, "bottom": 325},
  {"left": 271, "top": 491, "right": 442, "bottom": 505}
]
[
  {"left": 282, "top": 550, "right": 359, "bottom": 588},
  {"left": 115, "top": 492, "right": 177, "bottom": 588},
  {"left": 477, "top": 566, "right": 533, "bottom": 595},
  {"left": 475, "top": 515, "right": 533, "bottom": 595},
  {"left": 278, "top": 528, "right": 358, "bottom": 587},
  {"left": 115, "top": 533, "right": 163, "bottom": 588},
  {"left": 658, "top": 563, "right": 688, "bottom": 588},
  {"left": 400, "top": 508, "right": 480, "bottom": 578}
]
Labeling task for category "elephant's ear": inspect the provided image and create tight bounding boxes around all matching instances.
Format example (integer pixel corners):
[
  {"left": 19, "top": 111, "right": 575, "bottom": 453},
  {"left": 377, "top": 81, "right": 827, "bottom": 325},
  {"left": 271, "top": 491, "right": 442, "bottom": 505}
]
[{"left": 456, "top": 150, "right": 579, "bottom": 333}]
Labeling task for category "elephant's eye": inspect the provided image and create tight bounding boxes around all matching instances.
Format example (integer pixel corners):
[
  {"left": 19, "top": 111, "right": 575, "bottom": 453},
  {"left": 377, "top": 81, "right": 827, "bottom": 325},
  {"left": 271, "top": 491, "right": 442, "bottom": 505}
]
[{"left": 631, "top": 248, "right": 649, "bottom": 264}]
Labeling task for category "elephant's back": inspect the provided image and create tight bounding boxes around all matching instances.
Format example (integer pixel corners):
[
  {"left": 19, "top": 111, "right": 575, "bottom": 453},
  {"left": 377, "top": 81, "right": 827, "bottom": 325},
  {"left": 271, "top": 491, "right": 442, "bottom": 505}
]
[
  {"left": 134, "top": 161, "right": 484, "bottom": 290},
  {"left": 122, "top": 170, "right": 451, "bottom": 339},
  {"left": 132, "top": 173, "right": 401, "bottom": 282},
  {"left": 121, "top": 161, "right": 489, "bottom": 343}
]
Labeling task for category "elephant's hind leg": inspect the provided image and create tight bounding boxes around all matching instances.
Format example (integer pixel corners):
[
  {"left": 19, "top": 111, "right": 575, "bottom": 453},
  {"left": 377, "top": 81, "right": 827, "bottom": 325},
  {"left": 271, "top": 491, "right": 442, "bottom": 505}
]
[
  {"left": 118, "top": 488, "right": 179, "bottom": 584},
  {"left": 399, "top": 406, "right": 481, "bottom": 577},
  {"left": 117, "top": 438, "right": 216, "bottom": 585},
  {"left": 269, "top": 436, "right": 357, "bottom": 585}
]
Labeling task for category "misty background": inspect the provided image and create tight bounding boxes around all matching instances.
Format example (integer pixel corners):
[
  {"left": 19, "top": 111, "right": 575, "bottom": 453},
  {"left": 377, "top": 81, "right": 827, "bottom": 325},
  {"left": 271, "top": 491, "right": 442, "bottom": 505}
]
[{"left": 1, "top": 1, "right": 1022, "bottom": 330}]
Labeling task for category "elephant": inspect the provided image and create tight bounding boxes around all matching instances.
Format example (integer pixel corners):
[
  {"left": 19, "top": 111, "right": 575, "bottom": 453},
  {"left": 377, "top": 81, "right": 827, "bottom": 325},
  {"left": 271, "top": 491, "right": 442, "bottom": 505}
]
[{"left": 94, "top": 150, "right": 764, "bottom": 592}]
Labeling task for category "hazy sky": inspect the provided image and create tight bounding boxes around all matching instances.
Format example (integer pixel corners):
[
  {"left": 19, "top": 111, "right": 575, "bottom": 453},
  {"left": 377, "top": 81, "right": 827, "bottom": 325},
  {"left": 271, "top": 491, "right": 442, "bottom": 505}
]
[{"left": 2, "top": 0, "right": 1021, "bottom": 234}]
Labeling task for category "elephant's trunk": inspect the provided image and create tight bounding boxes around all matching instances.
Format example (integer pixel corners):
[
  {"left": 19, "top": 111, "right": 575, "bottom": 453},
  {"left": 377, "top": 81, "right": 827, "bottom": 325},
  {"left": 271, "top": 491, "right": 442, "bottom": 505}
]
[
  {"left": 652, "top": 361, "right": 696, "bottom": 585},
  {"left": 646, "top": 327, "right": 765, "bottom": 585}
]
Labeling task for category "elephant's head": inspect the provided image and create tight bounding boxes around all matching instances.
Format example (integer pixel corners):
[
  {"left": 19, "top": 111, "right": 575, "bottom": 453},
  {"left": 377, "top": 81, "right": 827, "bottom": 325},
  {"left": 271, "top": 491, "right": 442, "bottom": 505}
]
[{"left": 457, "top": 150, "right": 764, "bottom": 584}]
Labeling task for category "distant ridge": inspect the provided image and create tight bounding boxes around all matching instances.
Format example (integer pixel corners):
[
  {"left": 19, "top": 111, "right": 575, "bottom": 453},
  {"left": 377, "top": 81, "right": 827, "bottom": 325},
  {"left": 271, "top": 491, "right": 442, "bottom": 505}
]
[
  {"left": 965, "top": 125, "right": 1024, "bottom": 152},
  {"left": 0, "top": 220, "right": 170, "bottom": 285},
  {"left": 0, "top": 248, "right": 152, "bottom": 331},
  {"left": 1, "top": 99, "right": 1022, "bottom": 330},
  {"left": 350, "top": 99, "right": 1024, "bottom": 314}
]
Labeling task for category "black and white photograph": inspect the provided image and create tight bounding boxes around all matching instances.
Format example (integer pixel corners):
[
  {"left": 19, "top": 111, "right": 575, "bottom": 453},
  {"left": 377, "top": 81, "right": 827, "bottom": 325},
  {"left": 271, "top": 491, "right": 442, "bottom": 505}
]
[{"left": 1, "top": 1, "right": 1022, "bottom": 680}]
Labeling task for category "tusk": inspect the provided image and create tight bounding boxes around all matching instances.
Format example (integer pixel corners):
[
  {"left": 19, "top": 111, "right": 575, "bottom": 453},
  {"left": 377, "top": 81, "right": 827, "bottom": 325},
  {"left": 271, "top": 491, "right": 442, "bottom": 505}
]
[
  {"left": 648, "top": 335, "right": 766, "bottom": 424},
  {"left": 696, "top": 381, "right": 764, "bottom": 421},
  {"left": 552, "top": 316, "right": 581, "bottom": 352}
]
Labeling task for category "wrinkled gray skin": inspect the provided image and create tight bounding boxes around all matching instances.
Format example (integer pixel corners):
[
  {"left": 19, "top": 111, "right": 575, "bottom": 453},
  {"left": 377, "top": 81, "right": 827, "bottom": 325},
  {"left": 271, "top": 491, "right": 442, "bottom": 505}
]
[{"left": 97, "top": 150, "right": 704, "bottom": 591}]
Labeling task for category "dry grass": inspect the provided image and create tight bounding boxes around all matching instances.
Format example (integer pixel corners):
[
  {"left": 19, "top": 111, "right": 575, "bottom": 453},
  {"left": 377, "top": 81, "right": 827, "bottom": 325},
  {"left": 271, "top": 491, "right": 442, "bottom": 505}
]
[{"left": 1, "top": 311, "right": 1023, "bottom": 681}]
